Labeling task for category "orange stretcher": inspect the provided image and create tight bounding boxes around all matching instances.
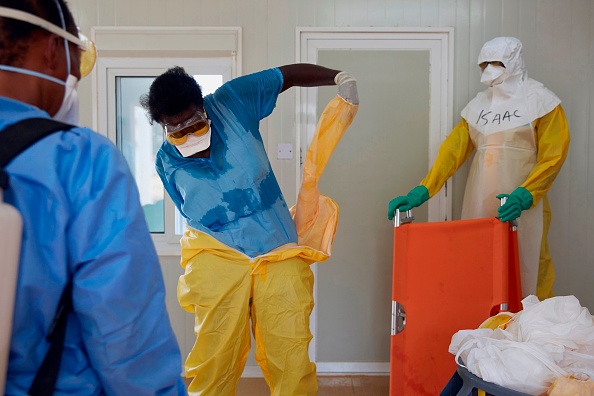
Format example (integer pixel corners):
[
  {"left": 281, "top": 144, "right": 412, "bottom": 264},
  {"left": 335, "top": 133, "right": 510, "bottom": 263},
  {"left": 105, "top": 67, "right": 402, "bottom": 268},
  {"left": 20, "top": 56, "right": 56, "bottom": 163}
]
[{"left": 389, "top": 213, "right": 522, "bottom": 396}]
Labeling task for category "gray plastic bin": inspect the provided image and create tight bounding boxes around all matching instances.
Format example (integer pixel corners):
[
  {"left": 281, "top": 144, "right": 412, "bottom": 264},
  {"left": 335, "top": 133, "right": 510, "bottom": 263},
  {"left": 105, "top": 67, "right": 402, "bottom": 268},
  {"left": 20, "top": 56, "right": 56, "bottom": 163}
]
[{"left": 455, "top": 358, "right": 533, "bottom": 396}]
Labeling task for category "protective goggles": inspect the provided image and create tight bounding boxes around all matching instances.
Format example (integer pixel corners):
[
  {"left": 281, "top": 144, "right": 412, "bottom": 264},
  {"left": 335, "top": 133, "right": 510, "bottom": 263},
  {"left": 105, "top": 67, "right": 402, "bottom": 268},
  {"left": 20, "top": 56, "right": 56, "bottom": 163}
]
[
  {"left": 0, "top": 6, "right": 97, "bottom": 77},
  {"left": 162, "top": 110, "right": 211, "bottom": 145}
]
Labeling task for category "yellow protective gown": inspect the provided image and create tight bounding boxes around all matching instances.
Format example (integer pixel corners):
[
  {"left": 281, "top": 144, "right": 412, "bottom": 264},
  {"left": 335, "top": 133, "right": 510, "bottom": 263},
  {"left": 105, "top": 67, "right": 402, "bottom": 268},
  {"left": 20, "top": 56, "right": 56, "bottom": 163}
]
[
  {"left": 420, "top": 37, "right": 570, "bottom": 299},
  {"left": 419, "top": 105, "right": 569, "bottom": 299},
  {"left": 178, "top": 95, "right": 357, "bottom": 396}
]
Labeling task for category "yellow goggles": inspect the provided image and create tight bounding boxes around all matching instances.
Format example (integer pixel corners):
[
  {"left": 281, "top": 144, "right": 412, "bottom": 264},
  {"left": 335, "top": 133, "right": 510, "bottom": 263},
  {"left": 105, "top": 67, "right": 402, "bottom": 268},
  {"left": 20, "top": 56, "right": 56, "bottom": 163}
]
[
  {"left": 78, "top": 32, "right": 96, "bottom": 78},
  {"left": 163, "top": 111, "right": 210, "bottom": 145},
  {"left": 0, "top": 7, "right": 97, "bottom": 77}
]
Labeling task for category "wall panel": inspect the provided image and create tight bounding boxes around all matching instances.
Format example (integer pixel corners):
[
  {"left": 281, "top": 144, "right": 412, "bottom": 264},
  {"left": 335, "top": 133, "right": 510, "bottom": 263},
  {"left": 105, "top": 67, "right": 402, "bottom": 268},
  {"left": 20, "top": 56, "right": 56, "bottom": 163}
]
[
  {"left": 367, "top": 0, "right": 388, "bottom": 26},
  {"left": 402, "top": 0, "right": 422, "bottom": 26}
]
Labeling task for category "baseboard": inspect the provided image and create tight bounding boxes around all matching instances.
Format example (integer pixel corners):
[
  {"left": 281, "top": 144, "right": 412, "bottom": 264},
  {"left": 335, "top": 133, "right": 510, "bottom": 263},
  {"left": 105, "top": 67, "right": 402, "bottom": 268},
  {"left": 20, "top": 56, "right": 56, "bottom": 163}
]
[
  {"left": 316, "top": 362, "right": 390, "bottom": 375},
  {"left": 241, "top": 362, "right": 390, "bottom": 378}
]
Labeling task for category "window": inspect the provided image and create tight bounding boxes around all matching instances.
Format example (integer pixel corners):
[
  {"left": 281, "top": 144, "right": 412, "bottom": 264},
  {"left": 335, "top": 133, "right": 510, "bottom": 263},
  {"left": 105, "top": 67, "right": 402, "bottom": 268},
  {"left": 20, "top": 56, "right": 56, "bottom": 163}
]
[{"left": 92, "top": 27, "right": 241, "bottom": 255}]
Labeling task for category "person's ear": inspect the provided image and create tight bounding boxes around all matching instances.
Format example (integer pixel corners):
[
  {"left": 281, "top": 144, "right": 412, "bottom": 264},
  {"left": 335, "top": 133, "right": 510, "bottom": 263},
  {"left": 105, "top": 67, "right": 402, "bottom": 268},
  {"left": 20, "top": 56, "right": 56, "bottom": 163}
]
[{"left": 43, "top": 34, "right": 64, "bottom": 73}]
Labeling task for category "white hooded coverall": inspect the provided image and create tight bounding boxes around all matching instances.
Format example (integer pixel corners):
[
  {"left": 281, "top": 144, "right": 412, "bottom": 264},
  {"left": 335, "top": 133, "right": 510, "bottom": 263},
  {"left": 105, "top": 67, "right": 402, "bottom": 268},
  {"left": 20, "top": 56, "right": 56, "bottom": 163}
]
[{"left": 420, "top": 37, "right": 569, "bottom": 299}]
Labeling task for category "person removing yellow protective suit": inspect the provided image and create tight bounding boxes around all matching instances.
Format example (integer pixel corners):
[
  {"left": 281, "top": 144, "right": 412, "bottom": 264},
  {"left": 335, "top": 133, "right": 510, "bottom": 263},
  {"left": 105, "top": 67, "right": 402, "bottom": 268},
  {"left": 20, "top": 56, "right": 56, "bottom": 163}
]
[
  {"left": 387, "top": 37, "right": 569, "bottom": 300},
  {"left": 178, "top": 94, "right": 357, "bottom": 396},
  {"left": 143, "top": 64, "right": 358, "bottom": 396}
]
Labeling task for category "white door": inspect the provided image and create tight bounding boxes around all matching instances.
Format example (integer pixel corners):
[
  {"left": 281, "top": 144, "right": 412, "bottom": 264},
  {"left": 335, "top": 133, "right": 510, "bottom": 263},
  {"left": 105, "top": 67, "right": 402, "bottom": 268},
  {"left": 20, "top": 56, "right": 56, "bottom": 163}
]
[{"left": 298, "top": 29, "right": 453, "bottom": 373}]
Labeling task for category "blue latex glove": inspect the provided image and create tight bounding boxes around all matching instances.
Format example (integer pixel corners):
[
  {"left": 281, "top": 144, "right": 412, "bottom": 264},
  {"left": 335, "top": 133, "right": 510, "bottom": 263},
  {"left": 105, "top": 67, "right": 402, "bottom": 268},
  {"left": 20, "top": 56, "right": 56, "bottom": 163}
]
[
  {"left": 496, "top": 187, "right": 533, "bottom": 222},
  {"left": 387, "top": 185, "right": 430, "bottom": 220}
]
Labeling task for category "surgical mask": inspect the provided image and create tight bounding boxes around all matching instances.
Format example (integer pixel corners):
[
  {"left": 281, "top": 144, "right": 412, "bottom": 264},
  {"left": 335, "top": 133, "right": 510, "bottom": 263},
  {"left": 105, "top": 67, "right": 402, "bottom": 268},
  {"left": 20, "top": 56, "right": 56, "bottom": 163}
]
[
  {"left": 0, "top": 65, "right": 80, "bottom": 123},
  {"left": 53, "top": 74, "right": 80, "bottom": 124},
  {"left": 174, "top": 128, "right": 212, "bottom": 157},
  {"left": 163, "top": 110, "right": 211, "bottom": 157},
  {"left": 480, "top": 64, "right": 507, "bottom": 86}
]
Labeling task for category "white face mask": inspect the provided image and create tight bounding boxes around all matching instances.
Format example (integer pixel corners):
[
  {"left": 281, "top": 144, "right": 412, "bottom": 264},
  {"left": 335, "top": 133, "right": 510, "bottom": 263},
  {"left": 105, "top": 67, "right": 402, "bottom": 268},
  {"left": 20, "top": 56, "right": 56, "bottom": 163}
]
[
  {"left": 480, "top": 64, "right": 507, "bottom": 87},
  {"left": 53, "top": 74, "right": 79, "bottom": 124},
  {"left": 0, "top": 65, "right": 79, "bottom": 123},
  {"left": 175, "top": 129, "right": 212, "bottom": 157}
]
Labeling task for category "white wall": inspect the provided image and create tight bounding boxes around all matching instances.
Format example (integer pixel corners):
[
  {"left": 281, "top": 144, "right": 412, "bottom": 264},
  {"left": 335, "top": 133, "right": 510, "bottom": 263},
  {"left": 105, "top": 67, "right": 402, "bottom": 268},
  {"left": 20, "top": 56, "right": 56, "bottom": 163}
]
[{"left": 68, "top": 0, "right": 594, "bottom": 368}]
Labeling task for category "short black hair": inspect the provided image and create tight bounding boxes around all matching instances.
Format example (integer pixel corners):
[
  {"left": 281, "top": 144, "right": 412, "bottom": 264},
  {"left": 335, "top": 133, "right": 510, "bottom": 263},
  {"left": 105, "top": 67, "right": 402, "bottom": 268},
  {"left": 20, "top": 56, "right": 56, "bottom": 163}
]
[
  {"left": 140, "top": 66, "right": 204, "bottom": 125},
  {"left": 0, "top": 0, "right": 78, "bottom": 66}
]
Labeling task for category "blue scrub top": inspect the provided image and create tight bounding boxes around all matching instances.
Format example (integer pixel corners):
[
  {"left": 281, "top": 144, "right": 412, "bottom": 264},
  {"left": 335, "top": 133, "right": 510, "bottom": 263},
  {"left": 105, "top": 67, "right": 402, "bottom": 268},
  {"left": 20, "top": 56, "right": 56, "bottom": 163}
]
[
  {"left": 156, "top": 68, "right": 298, "bottom": 257},
  {"left": 1, "top": 97, "right": 185, "bottom": 395}
]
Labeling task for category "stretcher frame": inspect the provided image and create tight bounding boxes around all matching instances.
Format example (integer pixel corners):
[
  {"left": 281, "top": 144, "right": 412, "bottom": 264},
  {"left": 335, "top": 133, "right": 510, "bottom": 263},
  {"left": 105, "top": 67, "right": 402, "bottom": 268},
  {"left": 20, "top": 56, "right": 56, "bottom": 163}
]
[{"left": 389, "top": 210, "right": 521, "bottom": 396}]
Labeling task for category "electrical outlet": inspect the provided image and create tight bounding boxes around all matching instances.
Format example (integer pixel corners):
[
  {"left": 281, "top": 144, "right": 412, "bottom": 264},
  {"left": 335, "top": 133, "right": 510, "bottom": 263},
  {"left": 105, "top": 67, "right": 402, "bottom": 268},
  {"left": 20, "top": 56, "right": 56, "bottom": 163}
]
[{"left": 277, "top": 143, "right": 293, "bottom": 160}]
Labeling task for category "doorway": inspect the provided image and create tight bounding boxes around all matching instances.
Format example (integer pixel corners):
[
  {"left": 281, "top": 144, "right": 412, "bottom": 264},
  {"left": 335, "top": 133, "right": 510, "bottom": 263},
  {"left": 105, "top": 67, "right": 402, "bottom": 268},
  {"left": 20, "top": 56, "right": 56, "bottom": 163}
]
[{"left": 297, "top": 28, "right": 453, "bottom": 373}]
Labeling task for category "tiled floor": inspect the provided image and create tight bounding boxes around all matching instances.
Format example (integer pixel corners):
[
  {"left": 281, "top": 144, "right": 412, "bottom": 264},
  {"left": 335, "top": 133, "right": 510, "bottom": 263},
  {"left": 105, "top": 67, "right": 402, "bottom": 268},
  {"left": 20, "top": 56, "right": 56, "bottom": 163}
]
[{"left": 183, "top": 375, "right": 390, "bottom": 395}]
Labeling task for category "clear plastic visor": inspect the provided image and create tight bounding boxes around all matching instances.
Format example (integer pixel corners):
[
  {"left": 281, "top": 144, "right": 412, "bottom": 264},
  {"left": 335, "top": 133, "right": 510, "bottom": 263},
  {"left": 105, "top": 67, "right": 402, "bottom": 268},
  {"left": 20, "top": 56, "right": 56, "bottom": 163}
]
[{"left": 0, "top": 6, "right": 96, "bottom": 77}]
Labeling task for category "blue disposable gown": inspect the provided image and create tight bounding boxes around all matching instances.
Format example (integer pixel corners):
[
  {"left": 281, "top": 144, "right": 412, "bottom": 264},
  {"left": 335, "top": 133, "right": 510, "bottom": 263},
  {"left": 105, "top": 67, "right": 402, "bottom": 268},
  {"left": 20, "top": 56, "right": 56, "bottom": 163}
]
[
  {"left": 1, "top": 97, "right": 185, "bottom": 395},
  {"left": 156, "top": 68, "right": 297, "bottom": 257}
]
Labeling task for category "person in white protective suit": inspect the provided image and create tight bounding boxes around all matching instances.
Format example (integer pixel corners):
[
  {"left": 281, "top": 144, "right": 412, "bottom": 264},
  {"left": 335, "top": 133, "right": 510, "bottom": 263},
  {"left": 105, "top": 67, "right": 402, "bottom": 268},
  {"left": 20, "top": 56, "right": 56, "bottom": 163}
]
[{"left": 387, "top": 37, "right": 570, "bottom": 300}]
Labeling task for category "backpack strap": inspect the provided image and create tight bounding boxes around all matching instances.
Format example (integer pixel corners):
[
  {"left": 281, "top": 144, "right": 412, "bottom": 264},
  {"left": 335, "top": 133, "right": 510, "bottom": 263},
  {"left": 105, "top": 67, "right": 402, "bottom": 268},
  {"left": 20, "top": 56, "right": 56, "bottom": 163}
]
[
  {"left": 0, "top": 118, "right": 73, "bottom": 189},
  {"left": 0, "top": 118, "right": 74, "bottom": 395},
  {"left": 28, "top": 278, "right": 73, "bottom": 396}
]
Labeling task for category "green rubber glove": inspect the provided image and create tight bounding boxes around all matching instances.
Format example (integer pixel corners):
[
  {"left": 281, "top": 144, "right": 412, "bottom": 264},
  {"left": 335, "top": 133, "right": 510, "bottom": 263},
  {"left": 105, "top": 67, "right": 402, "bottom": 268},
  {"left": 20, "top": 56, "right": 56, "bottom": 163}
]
[
  {"left": 496, "top": 187, "right": 533, "bottom": 222},
  {"left": 387, "top": 185, "right": 430, "bottom": 220}
]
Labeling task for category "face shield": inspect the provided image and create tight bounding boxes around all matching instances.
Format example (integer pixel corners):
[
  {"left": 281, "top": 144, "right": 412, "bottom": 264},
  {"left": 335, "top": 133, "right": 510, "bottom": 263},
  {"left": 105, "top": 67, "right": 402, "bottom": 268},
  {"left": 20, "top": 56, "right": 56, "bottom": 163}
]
[
  {"left": 0, "top": 4, "right": 97, "bottom": 124},
  {"left": 0, "top": 6, "right": 97, "bottom": 79},
  {"left": 78, "top": 31, "right": 97, "bottom": 78}
]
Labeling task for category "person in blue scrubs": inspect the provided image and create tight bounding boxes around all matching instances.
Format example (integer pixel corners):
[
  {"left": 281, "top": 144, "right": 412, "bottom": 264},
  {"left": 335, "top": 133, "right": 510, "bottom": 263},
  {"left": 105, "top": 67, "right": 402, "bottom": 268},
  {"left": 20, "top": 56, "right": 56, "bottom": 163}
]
[
  {"left": 141, "top": 65, "right": 356, "bottom": 395},
  {"left": 147, "top": 65, "right": 348, "bottom": 256},
  {"left": 0, "top": 1, "right": 185, "bottom": 394}
]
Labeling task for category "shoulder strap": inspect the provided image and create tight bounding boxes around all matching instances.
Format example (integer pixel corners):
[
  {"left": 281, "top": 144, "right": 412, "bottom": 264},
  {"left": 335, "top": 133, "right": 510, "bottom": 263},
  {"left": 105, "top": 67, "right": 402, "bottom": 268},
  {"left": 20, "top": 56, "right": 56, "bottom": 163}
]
[
  {"left": 0, "top": 118, "right": 74, "bottom": 189},
  {"left": 28, "top": 278, "right": 73, "bottom": 396}
]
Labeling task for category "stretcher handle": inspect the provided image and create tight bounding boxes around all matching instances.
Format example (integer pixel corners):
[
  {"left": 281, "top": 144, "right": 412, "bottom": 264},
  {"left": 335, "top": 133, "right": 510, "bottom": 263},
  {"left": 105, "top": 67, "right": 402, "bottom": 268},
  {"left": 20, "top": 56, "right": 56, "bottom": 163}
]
[
  {"left": 391, "top": 301, "right": 406, "bottom": 335},
  {"left": 393, "top": 209, "right": 414, "bottom": 228},
  {"left": 498, "top": 197, "right": 518, "bottom": 231}
]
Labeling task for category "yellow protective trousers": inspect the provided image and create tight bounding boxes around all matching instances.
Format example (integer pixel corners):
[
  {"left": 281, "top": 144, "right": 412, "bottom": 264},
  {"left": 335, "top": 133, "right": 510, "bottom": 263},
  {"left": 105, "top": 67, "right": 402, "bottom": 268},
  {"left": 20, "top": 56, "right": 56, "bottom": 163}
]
[
  {"left": 179, "top": 230, "right": 322, "bottom": 396},
  {"left": 178, "top": 95, "right": 358, "bottom": 396}
]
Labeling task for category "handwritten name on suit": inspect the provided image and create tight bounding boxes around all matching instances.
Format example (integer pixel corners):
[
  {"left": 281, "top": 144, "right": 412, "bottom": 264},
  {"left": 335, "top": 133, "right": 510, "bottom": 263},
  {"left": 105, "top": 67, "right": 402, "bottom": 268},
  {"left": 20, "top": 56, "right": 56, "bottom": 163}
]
[{"left": 477, "top": 109, "right": 521, "bottom": 126}]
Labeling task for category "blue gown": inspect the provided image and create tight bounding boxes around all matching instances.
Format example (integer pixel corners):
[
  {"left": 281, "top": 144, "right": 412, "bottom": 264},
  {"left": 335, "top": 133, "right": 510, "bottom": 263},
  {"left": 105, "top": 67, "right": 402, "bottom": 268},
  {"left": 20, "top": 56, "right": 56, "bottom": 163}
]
[
  {"left": 1, "top": 97, "right": 185, "bottom": 395},
  {"left": 156, "top": 68, "right": 298, "bottom": 257}
]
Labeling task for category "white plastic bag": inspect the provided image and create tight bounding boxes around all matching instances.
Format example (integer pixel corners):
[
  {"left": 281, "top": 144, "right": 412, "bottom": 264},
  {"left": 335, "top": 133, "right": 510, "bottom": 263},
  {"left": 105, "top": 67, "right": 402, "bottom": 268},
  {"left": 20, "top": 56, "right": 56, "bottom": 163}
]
[
  {"left": 449, "top": 295, "right": 594, "bottom": 395},
  {"left": 510, "top": 296, "right": 594, "bottom": 354}
]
